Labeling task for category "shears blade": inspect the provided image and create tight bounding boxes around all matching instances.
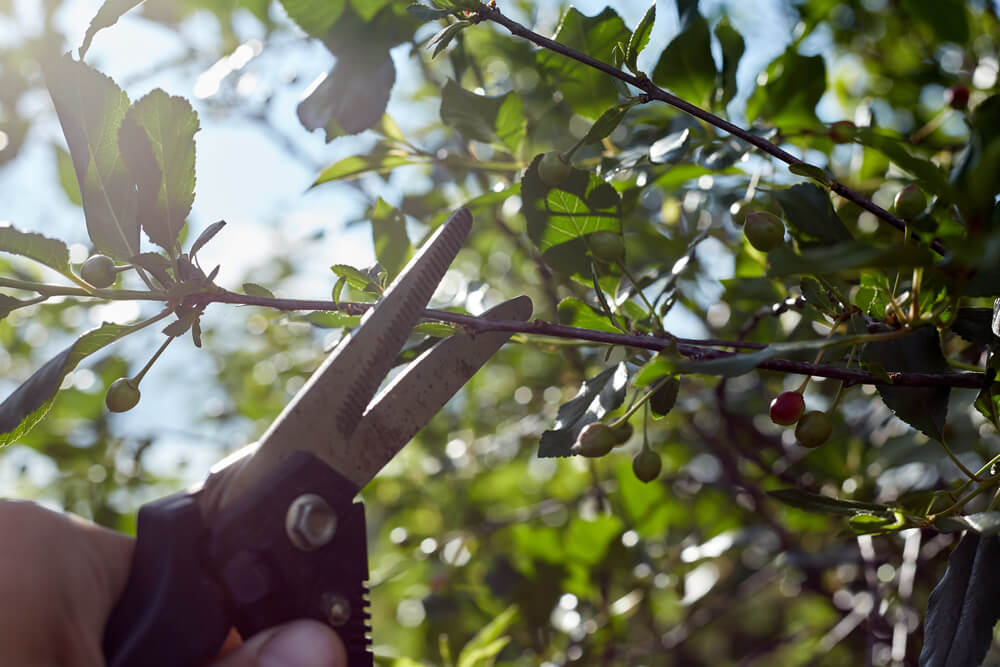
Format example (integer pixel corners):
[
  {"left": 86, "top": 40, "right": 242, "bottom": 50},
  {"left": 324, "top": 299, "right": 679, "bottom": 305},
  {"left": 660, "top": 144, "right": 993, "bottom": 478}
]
[{"left": 215, "top": 209, "right": 473, "bottom": 505}]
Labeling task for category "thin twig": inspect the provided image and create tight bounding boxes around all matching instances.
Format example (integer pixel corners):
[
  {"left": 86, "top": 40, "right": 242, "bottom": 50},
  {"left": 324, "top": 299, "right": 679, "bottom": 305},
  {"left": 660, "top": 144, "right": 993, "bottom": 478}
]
[{"left": 471, "top": 3, "right": 949, "bottom": 257}]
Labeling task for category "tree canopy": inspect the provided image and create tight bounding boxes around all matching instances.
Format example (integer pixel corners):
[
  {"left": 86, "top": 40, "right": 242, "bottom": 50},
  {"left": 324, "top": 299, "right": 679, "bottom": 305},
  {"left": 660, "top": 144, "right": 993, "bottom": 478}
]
[{"left": 2, "top": 0, "right": 1000, "bottom": 664}]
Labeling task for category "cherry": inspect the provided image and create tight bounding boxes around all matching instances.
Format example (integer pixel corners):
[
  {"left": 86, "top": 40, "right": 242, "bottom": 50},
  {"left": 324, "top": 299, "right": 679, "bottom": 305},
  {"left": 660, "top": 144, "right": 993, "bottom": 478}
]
[
  {"left": 769, "top": 391, "right": 805, "bottom": 426},
  {"left": 574, "top": 422, "right": 617, "bottom": 457},
  {"left": 828, "top": 120, "right": 856, "bottom": 144},
  {"left": 537, "top": 150, "right": 571, "bottom": 187},
  {"left": 744, "top": 211, "right": 785, "bottom": 252},
  {"left": 946, "top": 86, "right": 970, "bottom": 110},
  {"left": 80, "top": 254, "right": 118, "bottom": 288},
  {"left": 632, "top": 446, "right": 662, "bottom": 483},
  {"left": 611, "top": 421, "right": 634, "bottom": 446},
  {"left": 893, "top": 184, "right": 926, "bottom": 221},
  {"left": 106, "top": 378, "right": 140, "bottom": 412},
  {"left": 589, "top": 231, "right": 625, "bottom": 264},
  {"left": 795, "top": 410, "right": 832, "bottom": 447}
]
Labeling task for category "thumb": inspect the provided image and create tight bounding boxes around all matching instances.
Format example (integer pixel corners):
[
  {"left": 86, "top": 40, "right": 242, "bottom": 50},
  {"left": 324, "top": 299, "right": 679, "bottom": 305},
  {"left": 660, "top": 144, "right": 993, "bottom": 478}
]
[{"left": 209, "top": 620, "right": 348, "bottom": 667}]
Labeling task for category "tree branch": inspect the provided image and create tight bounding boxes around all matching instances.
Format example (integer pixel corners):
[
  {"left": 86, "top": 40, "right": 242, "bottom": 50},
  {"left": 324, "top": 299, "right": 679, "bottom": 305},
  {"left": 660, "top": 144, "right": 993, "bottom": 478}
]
[
  {"left": 191, "top": 289, "right": 985, "bottom": 389},
  {"left": 470, "top": 3, "right": 948, "bottom": 257}
]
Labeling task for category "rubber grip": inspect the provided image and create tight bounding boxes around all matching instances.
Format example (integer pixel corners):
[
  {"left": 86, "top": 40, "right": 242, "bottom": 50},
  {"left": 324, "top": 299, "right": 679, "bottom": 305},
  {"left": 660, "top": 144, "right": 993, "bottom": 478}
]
[{"left": 102, "top": 493, "right": 231, "bottom": 667}]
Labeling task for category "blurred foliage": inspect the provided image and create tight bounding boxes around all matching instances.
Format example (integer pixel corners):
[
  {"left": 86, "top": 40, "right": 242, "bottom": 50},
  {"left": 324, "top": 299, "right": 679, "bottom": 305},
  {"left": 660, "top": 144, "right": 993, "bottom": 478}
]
[{"left": 2, "top": 0, "right": 1000, "bottom": 664}]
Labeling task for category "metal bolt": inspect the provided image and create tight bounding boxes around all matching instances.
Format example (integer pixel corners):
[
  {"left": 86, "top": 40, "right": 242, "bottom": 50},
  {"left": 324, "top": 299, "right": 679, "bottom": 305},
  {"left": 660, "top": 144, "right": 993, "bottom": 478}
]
[
  {"left": 285, "top": 493, "right": 337, "bottom": 551},
  {"left": 324, "top": 594, "right": 351, "bottom": 626}
]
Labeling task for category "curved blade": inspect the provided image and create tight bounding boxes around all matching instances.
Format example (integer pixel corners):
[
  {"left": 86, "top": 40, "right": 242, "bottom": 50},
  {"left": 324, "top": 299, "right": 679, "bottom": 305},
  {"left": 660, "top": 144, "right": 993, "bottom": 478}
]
[
  {"left": 336, "top": 295, "right": 533, "bottom": 487},
  {"left": 216, "top": 209, "right": 472, "bottom": 505}
]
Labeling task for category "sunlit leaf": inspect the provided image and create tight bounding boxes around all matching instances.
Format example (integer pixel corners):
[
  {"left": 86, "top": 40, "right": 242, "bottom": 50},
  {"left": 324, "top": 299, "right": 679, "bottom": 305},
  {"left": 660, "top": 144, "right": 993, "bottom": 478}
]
[
  {"left": 79, "top": 0, "right": 145, "bottom": 58},
  {"left": 539, "top": 363, "right": 629, "bottom": 457},
  {"left": 746, "top": 47, "right": 825, "bottom": 129},
  {"left": 651, "top": 1, "right": 716, "bottom": 107},
  {"left": 440, "top": 80, "right": 525, "bottom": 154},
  {"left": 0, "top": 224, "right": 73, "bottom": 278},
  {"left": 625, "top": 1, "right": 655, "bottom": 74}
]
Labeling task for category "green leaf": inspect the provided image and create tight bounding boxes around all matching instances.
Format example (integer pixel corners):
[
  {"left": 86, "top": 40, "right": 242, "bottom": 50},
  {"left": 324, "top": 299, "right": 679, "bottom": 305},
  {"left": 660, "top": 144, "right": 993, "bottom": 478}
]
[
  {"left": 848, "top": 511, "right": 903, "bottom": 535},
  {"left": 331, "top": 264, "right": 380, "bottom": 292},
  {"left": 120, "top": 90, "right": 199, "bottom": 255},
  {"left": 522, "top": 154, "right": 621, "bottom": 277},
  {"left": 951, "top": 308, "right": 995, "bottom": 346},
  {"left": 625, "top": 1, "right": 655, "bottom": 74},
  {"left": 713, "top": 15, "right": 744, "bottom": 109},
  {"left": 772, "top": 183, "right": 852, "bottom": 247},
  {"left": 582, "top": 104, "right": 629, "bottom": 145},
  {"left": 440, "top": 80, "right": 525, "bottom": 154},
  {"left": 303, "top": 311, "right": 362, "bottom": 328},
  {"left": 900, "top": 0, "right": 969, "bottom": 44},
  {"left": 651, "top": 2, "right": 716, "bottom": 107},
  {"left": 920, "top": 533, "right": 1000, "bottom": 667},
  {"left": 0, "top": 224, "right": 73, "bottom": 278},
  {"left": 766, "top": 241, "right": 933, "bottom": 277},
  {"left": 79, "top": 0, "right": 145, "bottom": 58},
  {"left": 746, "top": 48, "right": 825, "bottom": 130},
  {"left": 189, "top": 220, "right": 226, "bottom": 258},
  {"left": 53, "top": 144, "right": 82, "bottom": 206},
  {"left": 369, "top": 197, "right": 412, "bottom": 278},
  {"left": 428, "top": 19, "right": 470, "bottom": 58},
  {"left": 677, "top": 333, "right": 871, "bottom": 378},
  {"left": 950, "top": 95, "right": 1000, "bottom": 226},
  {"left": 406, "top": 4, "right": 454, "bottom": 21},
  {"left": 313, "top": 146, "right": 421, "bottom": 185},
  {"left": 45, "top": 55, "right": 139, "bottom": 260},
  {"left": 974, "top": 382, "right": 1000, "bottom": 431},
  {"left": 539, "top": 363, "right": 629, "bottom": 458},
  {"left": 242, "top": 283, "right": 274, "bottom": 298},
  {"left": 278, "top": 0, "right": 347, "bottom": 39},
  {"left": 557, "top": 297, "right": 621, "bottom": 333},
  {"left": 767, "top": 488, "right": 893, "bottom": 516},
  {"left": 536, "top": 7, "right": 631, "bottom": 120},
  {"left": 933, "top": 512, "right": 1000, "bottom": 536},
  {"left": 413, "top": 322, "right": 456, "bottom": 338},
  {"left": 0, "top": 321, "right": 142, "bottom": 447},
  {"left": 799, "top": 276, "right": 836, "bottom": 317},
  {"left": 788, "top": 162, "right": 829, "bottom": 184},
  {"left": 456, "top": 607, "right": 517, "bottom": 667},
  {"left": 0, "top": 294, "right": 28, "bottom": 320},
  {"left": 297, "top": 56, "right": 396, "bottom": 140},
  {"left": 862, "top": 326, "right": 951, "bottom": 441},
  {"left": 854, "top": 128, "right": 953, "bottom": 200}
]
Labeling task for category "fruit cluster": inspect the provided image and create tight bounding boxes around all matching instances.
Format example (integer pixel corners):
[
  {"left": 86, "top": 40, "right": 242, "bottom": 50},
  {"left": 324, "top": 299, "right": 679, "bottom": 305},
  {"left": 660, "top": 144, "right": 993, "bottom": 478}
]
[{"left": 769, "top": 390, "right": 833, "bottom": 448}]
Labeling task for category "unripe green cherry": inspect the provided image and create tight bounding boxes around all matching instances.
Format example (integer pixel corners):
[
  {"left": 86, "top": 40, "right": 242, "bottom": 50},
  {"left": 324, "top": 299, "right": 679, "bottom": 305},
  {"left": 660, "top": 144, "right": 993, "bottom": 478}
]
[
  {"left": 106, "top": 378, "right": 140, "bottom": 413},
  {"left": 574, "top": 422, "right": 617, "bottom": 457},
  {"left": 588, "top": 231, "right": 625, "bottom": 264},
  {"left": 893, "top": 185, "right": 926, "bottom": 220},
  {"left": 828, "top": 120, "right": 856, "bottom": 144},
  {"left": 81, "top": 254, "right": 117, "bottom": 288},
  {"left": 795, "top": 410, "right": 832, "bottom": 448},
  {"left": 743, "top": 211, "right": 785, "bottom": 252},
  {"left": 632, "top": 446, "right": 662, "bottom": 483},
  {"left": 538, "top": 150, "right": 571, "bottom": 187},
  {"left": 611, "top": 421, "right": 634, "bottom": 446}
]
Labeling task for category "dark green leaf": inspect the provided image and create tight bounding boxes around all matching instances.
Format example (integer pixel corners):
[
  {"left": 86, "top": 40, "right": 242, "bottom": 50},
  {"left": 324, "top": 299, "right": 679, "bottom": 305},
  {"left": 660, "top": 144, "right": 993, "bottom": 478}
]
[
  {"left": 406, "top": 3, "right": 454, "bottom": 21},
  {"left": 950, "top": 95, "right": 1000, "bottom": 226},
  {"left": 854, "top": 128, "right": 953, "bottom": 201},
  {"left": 522, "top": 154, "right": 621, "bottom": 277},
  {"left": 0, "top": 224, "right": 73, "bottom": 278},
  {"left": 651, "top": 3, "right": 716, "bottom": 107},
  {"left": 746, "top": 48, "right": 825, "bottom": 129},
  {"left": 767, "top": 488, "right": 893, "bottom": 516},
  {"left": 539, "top": 363, "right": 629, "bottom": 457},
  {"left": 79, "top": 0, "right": 145, "bottom": 58},
  {"left": 298, "top": 55, "right": 396, "bottom": 140},
  {"left": 130, "top": 252, "right": 172, "bottom": 287},
  {"left": 45, "top": 55, "right": 139, "bottom": 260},
  {"left": 772, "top": 183, "right": 852, "bottom": 247},
  {"left": 278, "top": 0, "right": 347, "bottom": 39},
  {"left": 120, "top": 90, "right": 198, "bottom": 255},
  {"left": 863, "top": 326, "right": 951, "bottom": 441},
  {"left": 900, "top": 0, "right": 969, "bottom": 43},
  {"left": 713, "top": 15, "right": 744, "bottom": 109},
  {"left": 788, "top": 162, "right": 829, "bottom": 184},
  {"left": 767, "top": 241, "right": 933, "bottom": 277},
  {"left": 557, "top": 297, "right": 621, "bottom": 334},
  {"left": 0, "top": 321, "right": 141, "bottom": 446},
  {"left": 625, "top": 1, "right": 655, "bottom": 74},
  {"left": 974, "top": 382, "right": 1000, "bottom": 431},
  {"left": 0, "top": 294, "right": 27, "bottom": 320},
  {"left": 648, "top": 128, "right": 691, "bottom": 164},
  {"left": 440, "top": 80, "right": 525, "bottom": 154},
  {"left": 536, "top": 7, "right": 630, "bottom": 120},
  {"left": 583, "top": 104, "right": 629, "bottom": 145},
  {"left": 800, "top": 276, "right": 836, "bottom": 316},
  {"left": 951, "top": 308, "right": 995, "bottom": 346},
  {"left": 188, "top": 220, "right": 225, "bottom": 259},
  {"left": 933, "top": 512, "right": 1000, "bottom": 536},
  {"left": 678, "top": 333, "right": 870, "bottom": 377},
  {"left": 369, "top": 197, "right": 412, "bottom": 278},
  {"left": 920, "top": 533, "right": 1000, "bottom": 667},
  {"left": 428, "top": 19, "right": 470, "bottom": 58}
]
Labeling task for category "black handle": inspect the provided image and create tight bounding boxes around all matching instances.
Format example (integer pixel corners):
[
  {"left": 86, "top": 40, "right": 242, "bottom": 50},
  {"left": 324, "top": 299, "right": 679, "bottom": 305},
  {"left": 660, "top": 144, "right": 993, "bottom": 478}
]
[
  {"left": 102, "top": 452, "right": 372, "bottom": 667},
  {"left": 102, "top": 493, "right": 231, "bottom": 667}
]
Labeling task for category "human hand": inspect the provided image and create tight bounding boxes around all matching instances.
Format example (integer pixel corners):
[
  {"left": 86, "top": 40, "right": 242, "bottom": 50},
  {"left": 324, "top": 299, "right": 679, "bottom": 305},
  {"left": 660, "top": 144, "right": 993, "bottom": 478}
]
[{"left": 0, "top": 500, "right": 348, "bottom": 667}]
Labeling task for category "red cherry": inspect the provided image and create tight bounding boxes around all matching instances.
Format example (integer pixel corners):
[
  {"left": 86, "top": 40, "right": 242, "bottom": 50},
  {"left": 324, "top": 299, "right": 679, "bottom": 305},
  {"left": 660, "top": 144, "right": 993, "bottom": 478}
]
[
  {"left": 769, "top": 391, "right": 805, "bottom": 426},
  {"left": 946, "top": 86, "right": 969, "bottom": 110}
]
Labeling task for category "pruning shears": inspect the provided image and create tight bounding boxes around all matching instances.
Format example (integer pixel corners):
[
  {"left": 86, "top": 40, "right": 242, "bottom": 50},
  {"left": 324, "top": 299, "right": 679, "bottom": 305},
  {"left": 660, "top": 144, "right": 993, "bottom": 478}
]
[{"left": 102, "top": 209, "right": 533, "bottom": 667}]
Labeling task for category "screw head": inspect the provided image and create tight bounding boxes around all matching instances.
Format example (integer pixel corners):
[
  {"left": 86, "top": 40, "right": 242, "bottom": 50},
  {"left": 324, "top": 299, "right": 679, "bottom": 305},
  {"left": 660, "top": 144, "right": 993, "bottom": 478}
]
[
  {"left": 324, "top": 593, "right": 351, "bottom": 626},
  {"left": 285, "top": 493, "right": 337, "bottom": 551}
]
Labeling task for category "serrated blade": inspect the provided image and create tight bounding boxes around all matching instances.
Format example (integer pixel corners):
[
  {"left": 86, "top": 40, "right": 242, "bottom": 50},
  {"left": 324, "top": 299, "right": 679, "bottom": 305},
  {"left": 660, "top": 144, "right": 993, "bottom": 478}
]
[
  {"left": 336, "top": 295, "right": 532, "bottom": 487},
  {"left": 215, "top": 209, "right": 472, "bottom": 505}
]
